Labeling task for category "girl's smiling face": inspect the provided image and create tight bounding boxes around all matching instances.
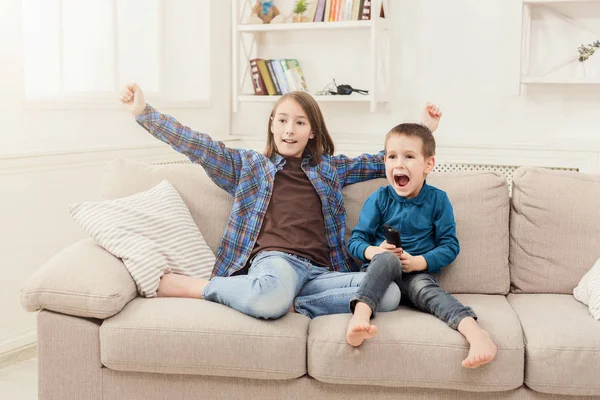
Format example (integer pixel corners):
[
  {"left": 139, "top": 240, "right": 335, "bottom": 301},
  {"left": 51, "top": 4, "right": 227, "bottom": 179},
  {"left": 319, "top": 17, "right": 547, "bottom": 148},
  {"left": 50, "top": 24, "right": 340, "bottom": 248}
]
[{"left": 270, "top": 98, "right": 314, "bottom": 158}]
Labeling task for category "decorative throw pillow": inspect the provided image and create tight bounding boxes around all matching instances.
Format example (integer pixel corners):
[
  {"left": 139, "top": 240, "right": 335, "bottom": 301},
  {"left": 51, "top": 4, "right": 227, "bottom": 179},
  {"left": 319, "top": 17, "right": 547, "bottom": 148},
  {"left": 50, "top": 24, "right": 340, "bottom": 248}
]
[
  {"left": 69, "top": 180, "right": 215, "bottom": 297},
  {"left": 573, "top": 257, "right": 600, "bottom": 320}
]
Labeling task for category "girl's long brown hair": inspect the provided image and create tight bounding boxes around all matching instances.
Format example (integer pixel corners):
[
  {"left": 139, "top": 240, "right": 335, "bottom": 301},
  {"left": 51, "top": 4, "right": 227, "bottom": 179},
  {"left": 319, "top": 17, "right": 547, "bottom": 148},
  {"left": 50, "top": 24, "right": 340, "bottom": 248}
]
[{"left": 264, "top": 91, "right": 334, "bottom": 164}]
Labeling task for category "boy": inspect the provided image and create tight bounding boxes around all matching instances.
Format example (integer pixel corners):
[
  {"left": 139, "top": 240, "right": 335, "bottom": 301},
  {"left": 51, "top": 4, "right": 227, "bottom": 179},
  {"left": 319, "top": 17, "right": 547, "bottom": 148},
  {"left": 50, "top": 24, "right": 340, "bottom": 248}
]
[{"left": 346, "top": 123, "right": 497, "bottom": 369}]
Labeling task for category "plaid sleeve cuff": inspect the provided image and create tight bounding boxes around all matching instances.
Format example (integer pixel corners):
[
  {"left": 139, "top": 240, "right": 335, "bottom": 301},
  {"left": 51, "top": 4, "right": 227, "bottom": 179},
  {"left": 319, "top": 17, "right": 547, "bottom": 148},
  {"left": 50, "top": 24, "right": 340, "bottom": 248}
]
[{"left": 135, "top": 104, "right": 160, "bottom": 125}]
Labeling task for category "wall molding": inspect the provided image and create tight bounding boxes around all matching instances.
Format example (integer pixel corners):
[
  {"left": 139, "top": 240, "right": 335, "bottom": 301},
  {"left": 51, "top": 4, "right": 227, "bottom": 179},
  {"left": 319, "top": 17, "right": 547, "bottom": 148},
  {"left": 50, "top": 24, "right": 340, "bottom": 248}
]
[
  {"left": 0, "top": 328, "right": 36, "bottom": 358},
  {"left": 2, "top": 139, "right": 596, "bottom": 175},
  {"left": 0, "top": 140, "right": 238, "bottom": 175}
]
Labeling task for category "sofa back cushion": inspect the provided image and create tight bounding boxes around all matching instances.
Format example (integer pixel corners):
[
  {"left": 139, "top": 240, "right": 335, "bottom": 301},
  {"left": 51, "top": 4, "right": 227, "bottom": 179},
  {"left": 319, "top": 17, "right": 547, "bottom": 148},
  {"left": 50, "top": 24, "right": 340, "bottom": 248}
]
[
  {"left": 104, "top": 160, "right": 510, "bottom": 294},
  {"left": 510, "top": 167, "right": 600, "bottom": 294},
  {"left": 343, "top": 171, "right": 510, "bottom": 294}
]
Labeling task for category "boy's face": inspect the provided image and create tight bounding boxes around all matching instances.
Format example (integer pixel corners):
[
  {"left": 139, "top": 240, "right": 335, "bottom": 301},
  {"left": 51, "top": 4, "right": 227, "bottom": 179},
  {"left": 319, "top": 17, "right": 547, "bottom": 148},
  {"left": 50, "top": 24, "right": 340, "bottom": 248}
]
[
  {"left": 385, "top": 134, "right": 435, "bottom": 199},
  {"left": 270, "top": 98, "right": 314, "bottom": 158}
]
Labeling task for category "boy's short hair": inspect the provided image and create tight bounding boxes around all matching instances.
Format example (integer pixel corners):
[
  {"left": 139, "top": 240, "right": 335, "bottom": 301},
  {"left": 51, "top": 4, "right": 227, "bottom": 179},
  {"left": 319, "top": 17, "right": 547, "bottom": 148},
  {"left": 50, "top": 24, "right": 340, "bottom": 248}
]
[{"left": 385, "top": 123, "right": 435, "bottom": 159}]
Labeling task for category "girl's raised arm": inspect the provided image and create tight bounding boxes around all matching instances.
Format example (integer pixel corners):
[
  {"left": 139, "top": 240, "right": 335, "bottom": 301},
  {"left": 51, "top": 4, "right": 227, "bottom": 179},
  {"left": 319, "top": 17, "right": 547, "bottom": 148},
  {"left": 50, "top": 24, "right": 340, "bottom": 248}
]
[{"left": 120, "top": 84, "right": 243, "bottom": 195}]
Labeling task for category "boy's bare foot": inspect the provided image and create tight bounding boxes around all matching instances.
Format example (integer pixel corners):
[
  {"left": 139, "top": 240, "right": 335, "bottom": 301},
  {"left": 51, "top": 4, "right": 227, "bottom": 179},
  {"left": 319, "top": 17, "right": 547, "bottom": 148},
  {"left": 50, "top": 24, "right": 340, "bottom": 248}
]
[
  {"left": 347, "top": 316, "right": 378, "bottom": 346},
  {"left": 157, "top": 273, "right": 208, "bottom": 299},
  {"left": 458, "top": 317, "right": 497, "bottom": 368},
  {"left": 462, "top": 330, "right": 497, "bottom": 368}
]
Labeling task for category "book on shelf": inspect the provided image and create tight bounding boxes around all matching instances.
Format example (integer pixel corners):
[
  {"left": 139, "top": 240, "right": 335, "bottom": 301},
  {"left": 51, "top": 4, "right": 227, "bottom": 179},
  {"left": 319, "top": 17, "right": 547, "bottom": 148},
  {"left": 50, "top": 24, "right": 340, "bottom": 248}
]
[
  {"left": 307, "top": 0, "right": 319, "bottom": 22},
  {"left": 255, "top": 59, "right": 277, "bottom": 95},
  {"left": 352, "top": 0, "right": 362, "bottom": 20},
  {"left": 361, "top": 0, "right": 371, "bottom": 20},
  {"left": 334, "top": 0, "right": 342, "bottom": 21},
  {"left": 272, "top": 60, "right": 290, "bottom": 94},
  {"left": 248, "top": 58, "right": 308, "bottom": 96},
  {"left": 286, "top": 59, "right": 309, "bottom": 92},
  {"left": 266, "top": 60, "right": 282, "bottom": 95},
  {"left": 249, "top": 58, "right": 267, "bottom": 95},
  {"left": 309, "top": 0, "right": 380, "bottom": 22},
  {"left": 324, "top": 0, "right": 332, "bottom": 22},
  {"left": 314, "top": 0, "right": 326, "bottom": 22}
]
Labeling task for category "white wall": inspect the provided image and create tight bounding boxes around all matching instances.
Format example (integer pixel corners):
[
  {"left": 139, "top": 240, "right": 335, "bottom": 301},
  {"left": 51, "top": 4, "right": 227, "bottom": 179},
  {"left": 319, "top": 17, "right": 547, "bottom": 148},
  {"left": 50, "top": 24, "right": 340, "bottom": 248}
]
[
  {"left": 0, "top": 0, "right": 231, "bottom": 354},
  {"left": 2, "top": 0, "right": 600, "bottom": 356},
  {"left": 231, "top": 0, "right": 600, "bottom": 171}
]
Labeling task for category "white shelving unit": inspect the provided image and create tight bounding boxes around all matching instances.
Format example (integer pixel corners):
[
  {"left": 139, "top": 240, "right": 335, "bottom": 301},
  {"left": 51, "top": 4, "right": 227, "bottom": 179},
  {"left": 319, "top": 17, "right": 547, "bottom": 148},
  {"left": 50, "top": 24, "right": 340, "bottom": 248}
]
[
  {"left": 519, "top": 0, "right": 600, "bottom": 92},
  {"left": 231, "top": 0, "right": 390, "bottom": 112}
]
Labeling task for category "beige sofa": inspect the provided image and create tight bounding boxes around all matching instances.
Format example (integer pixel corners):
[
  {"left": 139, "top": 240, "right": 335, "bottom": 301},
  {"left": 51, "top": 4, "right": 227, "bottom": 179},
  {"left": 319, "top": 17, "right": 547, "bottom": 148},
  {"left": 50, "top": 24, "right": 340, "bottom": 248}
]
[{"left": 21, "top": 159, "right": 600, "bottom": 400}]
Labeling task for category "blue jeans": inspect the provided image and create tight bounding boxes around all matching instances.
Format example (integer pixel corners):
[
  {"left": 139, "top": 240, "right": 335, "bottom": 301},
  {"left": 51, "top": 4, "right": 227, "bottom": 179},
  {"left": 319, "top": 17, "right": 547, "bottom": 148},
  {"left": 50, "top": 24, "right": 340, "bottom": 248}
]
[
  {"left": 351, "top": 252, "right": 477, "bottom": 329},
  {"left": 203, "top": 251, "right": 400, "bottom": 319}
]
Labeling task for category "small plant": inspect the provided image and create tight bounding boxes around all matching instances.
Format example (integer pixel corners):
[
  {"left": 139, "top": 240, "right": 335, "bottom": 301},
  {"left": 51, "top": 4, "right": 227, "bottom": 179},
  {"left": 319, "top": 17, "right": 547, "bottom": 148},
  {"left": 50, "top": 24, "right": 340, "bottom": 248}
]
[
  {"left": 578, "top": 40, "right": 600, "bottom": 62},
  {"left": 293, "top": 0, "right": 309, "bottom": 15}
]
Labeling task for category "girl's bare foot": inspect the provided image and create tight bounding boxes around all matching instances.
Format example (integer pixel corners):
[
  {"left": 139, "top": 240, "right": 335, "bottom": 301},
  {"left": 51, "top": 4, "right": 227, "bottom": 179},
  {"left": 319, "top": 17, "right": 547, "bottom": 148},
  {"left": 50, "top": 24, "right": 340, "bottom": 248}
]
[
  {"left": 346, "top": 316, "right": 378, "bottom": 347},
  {"left": 156, "top": 273, "right": 208, "bottom": 299}
]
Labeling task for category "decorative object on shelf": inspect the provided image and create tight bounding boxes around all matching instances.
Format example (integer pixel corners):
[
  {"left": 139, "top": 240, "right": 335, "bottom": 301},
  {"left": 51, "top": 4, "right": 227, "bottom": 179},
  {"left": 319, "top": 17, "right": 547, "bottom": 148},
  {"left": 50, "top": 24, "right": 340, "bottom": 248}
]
[
  {"left": 578, "top": 40, "right": 600, "bottom": 62},
  {"left": 328, "top": 79, "right": 368, "bottom": 95},
  {"left": 576, "top": 40, "right": 600, "bottom": 79},
  {"left": 246, "top": 0, "right": 286, "bottom": 24},
  {"left": 292, "top": 0, "right": 310, "bottom": 23}
]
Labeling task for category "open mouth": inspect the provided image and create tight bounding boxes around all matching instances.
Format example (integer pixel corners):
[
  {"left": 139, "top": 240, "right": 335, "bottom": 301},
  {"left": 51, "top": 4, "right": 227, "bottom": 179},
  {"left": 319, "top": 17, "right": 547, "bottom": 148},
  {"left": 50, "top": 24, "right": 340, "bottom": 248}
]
[
  {"left": 394, "top": 173, "right": 410, "bottom": 188},
  {"left": 282, "top": 139, "right": 297, "bottom": 144}
]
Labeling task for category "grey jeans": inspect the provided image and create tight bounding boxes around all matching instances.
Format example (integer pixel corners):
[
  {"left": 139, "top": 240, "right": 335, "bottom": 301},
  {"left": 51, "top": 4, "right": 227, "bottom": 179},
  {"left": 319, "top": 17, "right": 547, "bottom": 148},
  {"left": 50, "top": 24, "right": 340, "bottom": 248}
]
[{"left": 350, "top": 252, "right": 477, "bottom": 329}]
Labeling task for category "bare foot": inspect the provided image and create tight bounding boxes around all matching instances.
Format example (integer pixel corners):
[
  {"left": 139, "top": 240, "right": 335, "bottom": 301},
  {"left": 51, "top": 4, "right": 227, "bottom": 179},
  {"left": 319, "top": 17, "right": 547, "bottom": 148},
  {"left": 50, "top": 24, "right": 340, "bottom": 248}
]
[
  {"left": 346, "top": 316, "right": 378, "bottom": 347},
  {"left": 156, "top": 273, "right": 208, "bottom": 298},
  {"left": 461, "top": 330, "right": 497, "bottom": 368}
]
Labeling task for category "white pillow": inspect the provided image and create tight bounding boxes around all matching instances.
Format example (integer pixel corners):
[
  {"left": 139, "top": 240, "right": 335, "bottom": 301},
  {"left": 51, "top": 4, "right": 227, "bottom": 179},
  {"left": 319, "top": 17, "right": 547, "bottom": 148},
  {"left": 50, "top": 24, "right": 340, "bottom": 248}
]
[
  {"left": 573, "top": 257, "right": 600, "bottom": 320},
  {"left": 69, "top": 180, "right": 215, "bottom": 297}
]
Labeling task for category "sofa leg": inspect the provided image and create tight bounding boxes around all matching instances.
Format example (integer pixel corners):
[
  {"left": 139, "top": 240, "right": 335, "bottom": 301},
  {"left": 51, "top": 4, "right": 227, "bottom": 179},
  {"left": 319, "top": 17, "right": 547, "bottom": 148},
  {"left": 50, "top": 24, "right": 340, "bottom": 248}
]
[{"left": 37, "top": 310, "right": 102, "bottom": 400}]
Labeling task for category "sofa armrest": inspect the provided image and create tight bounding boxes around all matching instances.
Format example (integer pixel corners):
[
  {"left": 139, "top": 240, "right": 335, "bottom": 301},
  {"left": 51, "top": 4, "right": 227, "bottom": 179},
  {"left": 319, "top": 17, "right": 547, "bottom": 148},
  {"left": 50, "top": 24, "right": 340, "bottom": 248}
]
[{"left": 21, "top": 239, "right": 137, "bottom": 319}]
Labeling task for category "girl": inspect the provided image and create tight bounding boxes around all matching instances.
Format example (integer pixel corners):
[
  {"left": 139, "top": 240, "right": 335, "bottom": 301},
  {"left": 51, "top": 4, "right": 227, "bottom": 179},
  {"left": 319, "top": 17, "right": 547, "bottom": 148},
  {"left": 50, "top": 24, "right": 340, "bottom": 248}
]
[{"left": 120, "top": 84, "right": 441, "bottom": 319}]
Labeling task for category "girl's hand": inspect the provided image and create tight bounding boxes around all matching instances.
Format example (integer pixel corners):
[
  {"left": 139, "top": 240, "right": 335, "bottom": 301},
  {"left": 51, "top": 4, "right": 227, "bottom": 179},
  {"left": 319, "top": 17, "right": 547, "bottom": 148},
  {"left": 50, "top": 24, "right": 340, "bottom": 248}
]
[
  {"left": 120, "top": 83, "right": 146, "bottom": 117},
  {"left": 399, "top": 251, "right": 428, "bottom": 273},
  {"left": 421, "top": 102, "right": 442, "bottom": 133}
]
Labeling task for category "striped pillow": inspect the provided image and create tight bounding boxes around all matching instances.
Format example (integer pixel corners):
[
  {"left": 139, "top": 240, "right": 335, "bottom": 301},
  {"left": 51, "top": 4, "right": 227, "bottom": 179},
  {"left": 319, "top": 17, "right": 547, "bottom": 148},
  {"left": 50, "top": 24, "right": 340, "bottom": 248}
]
[
  {"left": 574, "top": 257, "right": 600, "bottom": 320},
  {"left": 69, "top": 180, "right": 215, "bottom": 297}
]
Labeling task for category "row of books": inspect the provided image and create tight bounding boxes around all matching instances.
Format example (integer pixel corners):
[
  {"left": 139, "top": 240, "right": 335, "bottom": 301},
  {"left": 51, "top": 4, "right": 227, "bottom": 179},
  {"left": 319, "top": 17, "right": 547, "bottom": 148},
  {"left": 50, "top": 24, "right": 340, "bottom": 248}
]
[
  {"left": 249, "top": 58, "right": 308, "bottom": 96},
  {"left": 307, "top": 0, "right": 378, "bottom": 23}
]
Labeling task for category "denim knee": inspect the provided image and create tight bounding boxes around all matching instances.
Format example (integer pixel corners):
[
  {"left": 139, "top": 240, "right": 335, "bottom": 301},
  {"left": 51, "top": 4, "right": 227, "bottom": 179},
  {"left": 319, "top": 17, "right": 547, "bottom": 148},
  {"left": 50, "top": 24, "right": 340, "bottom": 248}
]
[
  {"left": 379, "top": 281, "right": 401, "bottom": 312},
  {"left": 372, "top": 252, "right": 402, "bottom": 273},
  {"left": 244, "top": 290, "right": 291, "bottom": 319}
]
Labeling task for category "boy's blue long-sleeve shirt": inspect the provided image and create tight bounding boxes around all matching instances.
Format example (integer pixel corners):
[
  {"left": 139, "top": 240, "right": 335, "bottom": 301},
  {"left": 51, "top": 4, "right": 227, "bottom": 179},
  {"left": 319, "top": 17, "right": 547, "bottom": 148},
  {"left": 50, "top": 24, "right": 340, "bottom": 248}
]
[{"left": 348, "top": 183, "right": 459, "bottom": 273}]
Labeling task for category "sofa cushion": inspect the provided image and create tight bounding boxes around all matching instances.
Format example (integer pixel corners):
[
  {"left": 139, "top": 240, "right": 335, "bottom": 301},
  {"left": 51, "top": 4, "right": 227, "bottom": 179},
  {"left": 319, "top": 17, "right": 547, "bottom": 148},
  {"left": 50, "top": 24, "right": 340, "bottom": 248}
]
[
  {"left": 507, "top": 294, "right": 600, "bottom": 396},
  {"left": 100, "top": 297, "right": 310, "bottom": 380},
  {"left": 308, "top": 294, "right": 523, "bottom": 392},
  {"left": 343, "top": 171, "right": 510, "bottom": 294},
  {"left": 70, "top": 180, "right": 215, "bottom": 297},
  {"left": 102, "top": 159, "right": 233, "bottom": 257},
  {"left": 21, "top": 239, "right": 137, "bottom": 319},
  {"left": 510, "top": 167, "right": 600, "bottom": 294}
]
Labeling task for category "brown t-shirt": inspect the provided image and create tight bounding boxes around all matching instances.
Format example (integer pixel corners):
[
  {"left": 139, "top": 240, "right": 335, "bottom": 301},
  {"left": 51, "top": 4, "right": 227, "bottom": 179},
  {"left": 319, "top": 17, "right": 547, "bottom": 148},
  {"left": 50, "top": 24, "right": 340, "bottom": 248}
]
[{"left": 250, "top": 157, "right": 331, "bottom": 268}]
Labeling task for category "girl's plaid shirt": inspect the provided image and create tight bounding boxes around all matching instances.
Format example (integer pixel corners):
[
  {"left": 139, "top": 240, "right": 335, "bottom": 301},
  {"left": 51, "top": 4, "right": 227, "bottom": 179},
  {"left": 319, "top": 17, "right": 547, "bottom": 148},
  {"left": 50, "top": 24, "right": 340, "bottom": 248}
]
[{"left": 137, "top": 105, "right": 385, "bottom": 278}]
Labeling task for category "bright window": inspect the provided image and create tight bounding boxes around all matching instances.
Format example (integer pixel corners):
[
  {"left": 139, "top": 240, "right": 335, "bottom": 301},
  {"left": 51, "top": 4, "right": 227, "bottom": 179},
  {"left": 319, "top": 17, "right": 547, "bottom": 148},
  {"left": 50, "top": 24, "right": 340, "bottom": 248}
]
[{"left": 22, "top": 0, "right": 210, "bottom": 106}]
